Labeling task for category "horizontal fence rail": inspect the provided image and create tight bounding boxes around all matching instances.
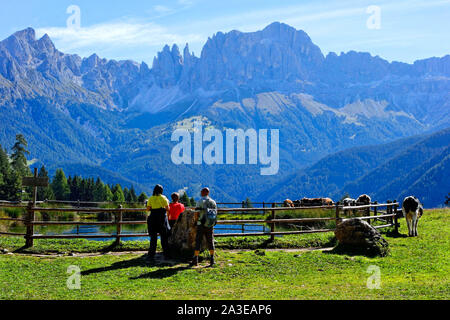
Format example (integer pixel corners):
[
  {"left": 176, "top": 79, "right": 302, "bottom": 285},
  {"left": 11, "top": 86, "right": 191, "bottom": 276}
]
[{"left": 0, "top": 199, "right": 401, "bottom": 247}]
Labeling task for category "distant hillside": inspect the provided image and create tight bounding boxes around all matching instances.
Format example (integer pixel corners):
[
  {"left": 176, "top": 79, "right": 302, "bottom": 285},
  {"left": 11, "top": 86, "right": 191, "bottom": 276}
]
[
  {"left": 260, "top": 128, "right": 450, "bottom": 207},
  {"left": 344, "top": 128, "right": 450, "bottom": 207}
]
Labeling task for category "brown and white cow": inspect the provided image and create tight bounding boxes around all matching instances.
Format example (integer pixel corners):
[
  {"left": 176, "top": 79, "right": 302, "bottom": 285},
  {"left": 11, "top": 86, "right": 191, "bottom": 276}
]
[
  {"left": 402, "top": 196, "right": 424, "bottom": 237},
  {"left": 283, "top": 199, "right": 295, "bottom": 208},
  {"left": 356, "top": 194, "right": 371, "bottom": 206},
  {"left": 322, "top": 198, "right": 334, "bottom": 206},
  {"left": 301, "top": 197, "right": 334, "bottom": 207}
]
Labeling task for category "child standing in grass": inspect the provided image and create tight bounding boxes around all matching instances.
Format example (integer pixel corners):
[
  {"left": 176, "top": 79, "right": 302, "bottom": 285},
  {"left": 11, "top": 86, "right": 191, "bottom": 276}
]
[
  {"left": 168, "top": 192, "right": 185, "bottom": 228},
  {"left": 191, "top": 187, "right": 217, "bottom": 267}
]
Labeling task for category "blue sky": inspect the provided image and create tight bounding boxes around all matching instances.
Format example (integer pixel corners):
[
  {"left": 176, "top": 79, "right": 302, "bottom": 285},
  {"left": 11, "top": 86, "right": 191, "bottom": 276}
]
[{"left": 1, "top": 0, "right": 449, "bottom": 64}]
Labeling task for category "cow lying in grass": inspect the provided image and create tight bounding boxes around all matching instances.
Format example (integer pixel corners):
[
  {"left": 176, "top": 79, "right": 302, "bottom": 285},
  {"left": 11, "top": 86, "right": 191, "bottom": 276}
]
[
  {"left": 300, "top": 197, "right": 334, "bottom": 206},
  {"left": 283, "top": 198, "right": 334, "bottom": 207},
  {"left": 402, "top": 196, "right": 423, "bottom": 237}
]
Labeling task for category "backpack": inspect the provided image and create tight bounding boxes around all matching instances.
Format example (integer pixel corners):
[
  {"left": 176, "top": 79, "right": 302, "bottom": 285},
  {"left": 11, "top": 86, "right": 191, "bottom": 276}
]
[{"left": 203, "top": 208, "right": 218, "bottom": 228}]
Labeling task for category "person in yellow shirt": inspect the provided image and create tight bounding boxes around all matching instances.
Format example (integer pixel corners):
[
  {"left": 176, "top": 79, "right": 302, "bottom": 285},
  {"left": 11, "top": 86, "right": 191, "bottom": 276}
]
[{"left": 146, "top": 184, "right": 170, "bottom": 260}]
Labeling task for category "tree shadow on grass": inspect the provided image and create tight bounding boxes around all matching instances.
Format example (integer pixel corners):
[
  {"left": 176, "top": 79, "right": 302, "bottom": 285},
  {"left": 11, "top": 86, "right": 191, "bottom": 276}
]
[
  {"left": 383, "top": 230, "right": 408, "bottom": 238},
  {"left": 130, "top": 265, "right": 191, "bottom": 280},
  {"left": 81, "top": 254, "right": 189, "bottom": 277},
  {"left": 81, "top": 255, "right": 149, "bottom": 276},
  {"left": 13, "top": 245, "right": 30, "bottom": 253},
  {"left": 99, "top": 242, "right": 120, "bottom": 253}
]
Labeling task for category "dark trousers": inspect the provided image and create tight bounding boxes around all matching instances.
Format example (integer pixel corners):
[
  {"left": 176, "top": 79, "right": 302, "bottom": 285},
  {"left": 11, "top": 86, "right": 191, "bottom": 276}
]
[
  {"left": 147, "top": 209, "right": 170, "bottom": 257},
  {"left": 195, "top": 225, "right": 215, "bottom": 252}
]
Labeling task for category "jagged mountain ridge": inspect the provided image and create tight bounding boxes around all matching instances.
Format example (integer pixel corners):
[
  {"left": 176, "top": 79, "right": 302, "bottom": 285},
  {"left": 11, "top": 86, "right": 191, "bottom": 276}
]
[{"left": 0, "top": 22, "right": 449, "bottom": 202}]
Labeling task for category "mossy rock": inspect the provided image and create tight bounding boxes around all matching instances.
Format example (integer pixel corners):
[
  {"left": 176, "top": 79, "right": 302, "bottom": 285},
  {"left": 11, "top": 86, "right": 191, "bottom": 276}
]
[{"left": 334, "top": 218, "right": 390, "bottom": 257}]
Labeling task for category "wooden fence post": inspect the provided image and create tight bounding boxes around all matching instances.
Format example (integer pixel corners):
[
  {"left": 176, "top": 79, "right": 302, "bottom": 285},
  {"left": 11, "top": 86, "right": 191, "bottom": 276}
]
[
  {"left": 270, "top": 203, "right": 276, "bottom": 242},
  {"left": 387, "top": 200, "right": 392, "bottom": 225},
  {"left": 366, "top": 203, "right": 371, "bottom": 224},
  {"left": 115, "top": 205, "right": 123, "bottom": 246},
  {"left": 393, "top": 200, "right": 399, "bottom": 234},
  {"left": 335, "top": 202, "right": 340, "bottom": 228},
  {"left": 24, "top": 167, "right": 39, "bottom": 248},
  {"left": 373, "top": 201, "right": 378, "bottom": 224},
  {"left": 25, "top": 201, "right": 34, "bottom": 248}
]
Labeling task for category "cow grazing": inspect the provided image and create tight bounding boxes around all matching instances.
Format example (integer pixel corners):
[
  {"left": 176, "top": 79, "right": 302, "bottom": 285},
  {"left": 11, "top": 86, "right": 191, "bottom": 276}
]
[
  {"left": 322, "top": 198, "right": 334, "bottom": 206},
  {"left": 402, "top": 196, "right": 424, "bottom": 237},
  {"left": 283, "top": 199, "right": 294, "bottom": 208},
  {"left": 293, "top": 200, "right": 302, "bottom": 207},
  {"left": 342, "top": 198, "right": 356, "bottom": 207},
  {"left": 356, "top": 194, "right": 371, "bottom": 205},
  {"left": 342, "top": 198, "right": 357, "bottom": 215}
]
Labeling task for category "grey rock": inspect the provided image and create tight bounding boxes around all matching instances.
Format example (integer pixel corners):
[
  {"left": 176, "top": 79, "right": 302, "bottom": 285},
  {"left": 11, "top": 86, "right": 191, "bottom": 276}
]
[{"left": 334, "top": 218, "right": 389, "bottom": 257}]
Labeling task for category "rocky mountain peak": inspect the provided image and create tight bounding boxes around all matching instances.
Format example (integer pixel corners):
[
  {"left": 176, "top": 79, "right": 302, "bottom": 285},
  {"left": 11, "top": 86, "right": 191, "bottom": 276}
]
[
  {"left": 152, "top": 43, "right": 184, "bottom": 86},
  {"left": 36, "top": 33, "right": 56, "bottom": 54},
  {"left": 11, "top": 27, "right": 36, "bottom": 42}
]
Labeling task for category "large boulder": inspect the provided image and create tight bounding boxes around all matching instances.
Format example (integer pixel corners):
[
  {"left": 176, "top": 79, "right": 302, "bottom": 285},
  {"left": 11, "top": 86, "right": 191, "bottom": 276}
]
[
  {"left": 334, "top": 218, "right": 389, "bottom": 257},
  {"left": 168, "top": 209, "right": 207, "bottom": 257}
]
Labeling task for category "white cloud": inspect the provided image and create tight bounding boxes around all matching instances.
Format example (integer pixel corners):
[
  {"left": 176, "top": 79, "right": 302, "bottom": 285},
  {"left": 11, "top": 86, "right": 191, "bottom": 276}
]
[
  {"left": 36, "top": 20, "right": 204, "bottom": 53},
  {"left": 153, "top": 5, "right": 172, "bottom": 14}
]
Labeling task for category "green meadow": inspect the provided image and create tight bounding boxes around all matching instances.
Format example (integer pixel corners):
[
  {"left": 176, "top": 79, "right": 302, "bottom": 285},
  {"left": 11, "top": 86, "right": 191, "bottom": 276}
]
[{"left": 0, "top": 209, "right": 448, "bottom": 300}]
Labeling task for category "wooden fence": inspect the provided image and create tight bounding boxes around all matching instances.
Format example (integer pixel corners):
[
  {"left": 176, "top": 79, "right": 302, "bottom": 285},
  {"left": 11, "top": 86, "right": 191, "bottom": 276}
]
[{"left": 0, "top": 200, "right": 401, "bottom": 248}]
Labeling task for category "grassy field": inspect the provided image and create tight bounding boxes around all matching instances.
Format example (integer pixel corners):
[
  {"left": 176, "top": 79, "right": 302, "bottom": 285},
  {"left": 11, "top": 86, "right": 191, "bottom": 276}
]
[{"left": 0, "top": 209, "right": 448, "bottom": 300}]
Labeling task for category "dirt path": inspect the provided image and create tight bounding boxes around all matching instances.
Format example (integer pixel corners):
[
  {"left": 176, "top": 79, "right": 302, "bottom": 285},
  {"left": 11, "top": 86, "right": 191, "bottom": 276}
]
[{"left": 5, "top": 247, "right": 334, "bottom": 259}]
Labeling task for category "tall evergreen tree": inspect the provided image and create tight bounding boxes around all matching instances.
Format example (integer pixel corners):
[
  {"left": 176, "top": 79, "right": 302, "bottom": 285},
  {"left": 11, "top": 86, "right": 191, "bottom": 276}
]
[
  {"left": 10, "top": 134, "right": 31, "bottom": 178},
  {"left": 84, "top": 178, "right": 95, "bottom": 202},
  {"left": 180, "top": 192, "right": 190, "bottom": 206},
  {"left": 0, "top": 145, "right": 21, "bottom": 201},
  {"left": 0, "top": 146, "right": 10, "bottom": 200},
  {"left": 37, "top": 165, "right": 54, "bottom": 201},
  {"left": 138, "top": 192, "right": 148, "bottom": 203},
  {"left": 190, "top": 197, "right": 196, "bottom": 207},
  {"left": 128, "top": 185, "right": 138, "bottom": 203},
  {"left": 51, "top": 169, "right": 70, "bottom": 200},
  {"left": 69, "top": 176, "right": 82, "bottom": 201},
  {"left": 93, "top": 178, "right": 105, "bottom": 202},
  {"left": 123, "top": 187, "right": 130, "bottom": 203},
  {"left": 104, "top": 184, "right": 114, "bottom": 202},
  {"left": 112, "top": 184, "right": 125, "bottom": 203}
]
